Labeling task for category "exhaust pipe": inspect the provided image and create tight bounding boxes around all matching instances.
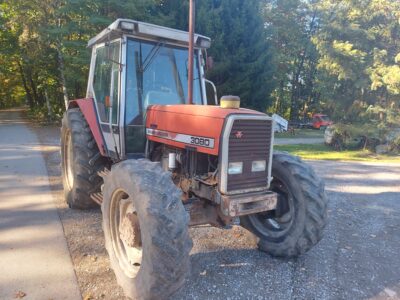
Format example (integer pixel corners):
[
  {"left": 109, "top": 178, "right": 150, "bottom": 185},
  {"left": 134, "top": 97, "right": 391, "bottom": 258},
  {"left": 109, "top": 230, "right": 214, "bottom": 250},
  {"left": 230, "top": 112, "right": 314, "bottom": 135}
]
[{"left": 188, "top": 0, "right": 195, "bottom": 104}]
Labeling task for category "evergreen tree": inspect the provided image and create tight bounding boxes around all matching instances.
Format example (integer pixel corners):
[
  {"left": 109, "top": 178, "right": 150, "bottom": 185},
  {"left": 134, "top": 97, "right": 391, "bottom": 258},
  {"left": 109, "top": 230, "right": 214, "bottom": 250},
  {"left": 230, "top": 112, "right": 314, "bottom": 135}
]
[
  {"left": 312, "top": 0, "right": 400, "bottom": 117},
  {"left": 197, "top": 0, "right": 275, "bottom": 110}
]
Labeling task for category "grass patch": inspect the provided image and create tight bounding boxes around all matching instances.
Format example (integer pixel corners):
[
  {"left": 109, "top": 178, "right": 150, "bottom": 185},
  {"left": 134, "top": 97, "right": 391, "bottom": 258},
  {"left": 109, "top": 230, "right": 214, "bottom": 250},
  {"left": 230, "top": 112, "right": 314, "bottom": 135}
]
[
  {"left": 275, "top": 128, "right": 324, "bottom": 139},
  {"left": 274, "top": 143, "right": 400, "bottom": 162}
]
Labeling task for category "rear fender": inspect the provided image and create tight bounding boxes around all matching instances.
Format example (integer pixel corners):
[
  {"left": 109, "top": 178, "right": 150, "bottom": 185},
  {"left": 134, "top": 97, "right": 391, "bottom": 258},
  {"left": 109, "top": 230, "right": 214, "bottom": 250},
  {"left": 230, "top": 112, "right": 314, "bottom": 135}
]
[{"left": 68, "top": 98, "right": 108, "bottom": 157}]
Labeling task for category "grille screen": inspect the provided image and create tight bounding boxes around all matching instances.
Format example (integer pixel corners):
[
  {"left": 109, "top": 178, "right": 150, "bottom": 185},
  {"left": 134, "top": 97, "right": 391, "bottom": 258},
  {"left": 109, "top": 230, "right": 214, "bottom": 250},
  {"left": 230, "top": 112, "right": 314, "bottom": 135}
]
[{"left": 226, "top": 118, "right": 272, "bottom": 192}]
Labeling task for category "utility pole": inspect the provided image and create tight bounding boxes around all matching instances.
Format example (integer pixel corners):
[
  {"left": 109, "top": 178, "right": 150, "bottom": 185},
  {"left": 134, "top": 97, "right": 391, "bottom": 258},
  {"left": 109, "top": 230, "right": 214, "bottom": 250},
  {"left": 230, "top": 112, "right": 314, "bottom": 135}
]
[{"left": 188, "top": 0, "right": 195, "bottom": 104}]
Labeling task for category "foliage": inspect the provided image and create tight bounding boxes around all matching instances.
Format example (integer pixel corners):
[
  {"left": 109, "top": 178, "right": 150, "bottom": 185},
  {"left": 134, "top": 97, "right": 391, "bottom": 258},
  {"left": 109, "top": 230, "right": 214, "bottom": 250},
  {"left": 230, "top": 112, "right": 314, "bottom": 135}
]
[
  {"left": 0, "top": 0, "right": 273, "bottom": 117},
  {"left": 198, "top": 0, "right": 275, "bottom": 110},
  {"left": 312, "top": 0, "right": 400, "bottom": 119},
  {"left": 328, "top": 123, "right": 381, "bottom": 151},
  {"left": 264, "top": 0, "right": 320, "bottom": 120},
  {"left": 0, "top": 0, "right": 399, "bottom": 125},
  {"left": 390, "top": 135, "right": 400, "bottom": 152},
  {"left": 327, "top": 114, "right": 400, "bottom": 154},
  {"left": 274, "top": 128, "right": 324, "bottom": 139}
]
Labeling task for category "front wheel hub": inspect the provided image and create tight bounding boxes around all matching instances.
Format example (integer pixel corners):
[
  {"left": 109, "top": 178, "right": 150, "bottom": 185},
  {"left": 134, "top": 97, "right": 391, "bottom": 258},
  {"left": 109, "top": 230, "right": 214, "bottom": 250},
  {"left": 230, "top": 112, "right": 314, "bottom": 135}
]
[
  {"left": 119, "top": 212, "right": 141, "bottom": 248},
  {"left": 110, "top": 190, "right": 143, "bottom": 278}
]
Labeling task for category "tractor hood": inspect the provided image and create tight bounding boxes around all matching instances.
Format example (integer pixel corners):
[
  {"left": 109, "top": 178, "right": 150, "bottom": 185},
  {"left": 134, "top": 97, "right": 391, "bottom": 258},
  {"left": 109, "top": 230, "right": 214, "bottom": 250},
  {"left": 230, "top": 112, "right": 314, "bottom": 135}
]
[{"left": 145, "top": 104, "right": 265, "bottom": 155}]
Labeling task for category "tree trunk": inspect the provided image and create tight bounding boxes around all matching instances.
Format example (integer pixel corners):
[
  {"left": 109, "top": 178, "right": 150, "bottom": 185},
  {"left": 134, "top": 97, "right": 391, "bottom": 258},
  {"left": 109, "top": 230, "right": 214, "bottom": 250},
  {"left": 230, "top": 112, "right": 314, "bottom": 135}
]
[
  {"left": 44, "top": 89, "right": 53, "bottom": 120},
  {"left": 56, "top": 40, "right": 69, "bottom": 109},
  {"left": 17, "top": 61, "right": 34, "bottom": 108},
  {"left": 26, "top": 69, "right": 41, "bottom": 106},
  {"left": 277, "top": 80, "right": 284, "bottom": 114}
]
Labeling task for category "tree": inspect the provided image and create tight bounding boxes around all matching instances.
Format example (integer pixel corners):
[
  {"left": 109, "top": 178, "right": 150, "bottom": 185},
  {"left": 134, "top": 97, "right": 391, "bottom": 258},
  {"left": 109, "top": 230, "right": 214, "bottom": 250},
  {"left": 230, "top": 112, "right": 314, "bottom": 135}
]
[
  {"left": 312, "top": 0, "right": 400, "bottom": 119},
  {"left": 201, "top": 0, "right": 275, "bottom": 110},
  {"left": 155, "top": 0, "right": 275, "bottom": 111},
  {"left": 263, "top": 0, "right": 320, "bottom": 120}
]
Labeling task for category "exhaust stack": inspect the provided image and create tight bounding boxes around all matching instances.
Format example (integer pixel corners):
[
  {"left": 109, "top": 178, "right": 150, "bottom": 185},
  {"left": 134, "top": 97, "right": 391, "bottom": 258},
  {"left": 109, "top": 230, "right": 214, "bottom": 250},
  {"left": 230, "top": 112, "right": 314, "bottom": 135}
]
[{"left": 188, "top": 0, "right": 195, "bottom": 104}]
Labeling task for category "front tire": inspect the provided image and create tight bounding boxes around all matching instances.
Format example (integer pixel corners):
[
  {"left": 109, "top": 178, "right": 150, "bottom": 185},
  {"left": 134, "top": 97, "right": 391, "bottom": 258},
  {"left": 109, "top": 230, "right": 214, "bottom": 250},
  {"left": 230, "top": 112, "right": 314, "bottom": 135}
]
[
  {"left": 241, "top": 151, "right": 327, "bottom": 257},
  {"left": 61, "top": 108, "right": 109, "bottom": 209},
  {"left": 102, "top": 159, "right": 192, "bottom": 300}
]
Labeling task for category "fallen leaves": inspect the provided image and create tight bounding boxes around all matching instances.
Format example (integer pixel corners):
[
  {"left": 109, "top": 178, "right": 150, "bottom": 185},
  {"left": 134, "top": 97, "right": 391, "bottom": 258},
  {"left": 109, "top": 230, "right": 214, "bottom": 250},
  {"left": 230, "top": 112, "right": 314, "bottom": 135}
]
[
  {"left": 83, "top": 294, "right": 94, "bottom": 300},
  {"left": 14, "top": 291, "right": 26, "bottom": 299}
]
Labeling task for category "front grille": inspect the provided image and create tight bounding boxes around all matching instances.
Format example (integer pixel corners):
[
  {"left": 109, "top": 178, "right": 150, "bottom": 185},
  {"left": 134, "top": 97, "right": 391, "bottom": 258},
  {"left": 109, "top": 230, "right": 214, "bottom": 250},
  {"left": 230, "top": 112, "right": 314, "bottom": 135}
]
[{"left": 226, "top": 118, "right": 273, "bottom": 193}]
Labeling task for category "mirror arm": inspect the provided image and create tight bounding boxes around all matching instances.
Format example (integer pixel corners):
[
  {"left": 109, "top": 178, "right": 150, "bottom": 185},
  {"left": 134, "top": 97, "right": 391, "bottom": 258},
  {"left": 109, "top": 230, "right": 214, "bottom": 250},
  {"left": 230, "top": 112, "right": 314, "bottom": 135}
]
[{"left": 205, "top": 79, "right": 218, "bottom": 105}]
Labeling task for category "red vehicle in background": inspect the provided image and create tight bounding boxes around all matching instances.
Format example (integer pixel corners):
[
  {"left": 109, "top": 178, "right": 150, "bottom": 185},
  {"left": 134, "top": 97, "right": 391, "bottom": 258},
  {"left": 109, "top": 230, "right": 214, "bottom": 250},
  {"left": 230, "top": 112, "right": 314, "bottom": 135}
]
[{"left": 311, "top": 114, "right": 333, "bottom": 129}]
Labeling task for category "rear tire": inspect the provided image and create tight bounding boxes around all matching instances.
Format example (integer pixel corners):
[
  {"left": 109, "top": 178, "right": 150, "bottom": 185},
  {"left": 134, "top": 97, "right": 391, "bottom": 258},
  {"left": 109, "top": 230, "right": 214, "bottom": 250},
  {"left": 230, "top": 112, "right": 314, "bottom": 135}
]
[
  {"left": 241, "top": 151, "right": 327, "bottom": 257},
  {"left": 61, "top": 108, "right": 109, "bottom": 209},
  {"left": 102, "top": 159, "right": 192, "bottom": 300}
]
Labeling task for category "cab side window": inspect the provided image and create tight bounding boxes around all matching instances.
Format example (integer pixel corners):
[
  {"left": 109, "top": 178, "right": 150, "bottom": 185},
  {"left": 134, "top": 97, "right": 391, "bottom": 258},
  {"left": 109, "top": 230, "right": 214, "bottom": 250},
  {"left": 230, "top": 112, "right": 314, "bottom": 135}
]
[{"left": 92, "top": 41, "right": 120, "bottom": 124}]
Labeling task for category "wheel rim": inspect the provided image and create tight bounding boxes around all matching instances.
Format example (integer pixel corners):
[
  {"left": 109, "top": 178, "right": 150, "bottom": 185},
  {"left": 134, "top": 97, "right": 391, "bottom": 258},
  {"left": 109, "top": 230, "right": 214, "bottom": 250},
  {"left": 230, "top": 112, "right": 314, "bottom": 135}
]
[
  {"left": 248, "top": 174, "right": 295, "bottom": 240},
  {"left": 64, "top": 131, "right": 74, "bottom": 190},
  {"left": 110, "top": 189, "right": 143, "bottom": 278}
]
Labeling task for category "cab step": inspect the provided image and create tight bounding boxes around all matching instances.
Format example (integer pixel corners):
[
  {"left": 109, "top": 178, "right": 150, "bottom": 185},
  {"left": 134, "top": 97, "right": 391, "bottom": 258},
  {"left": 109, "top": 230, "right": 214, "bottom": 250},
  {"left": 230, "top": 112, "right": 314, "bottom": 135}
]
[
  {"left": 98, "top": 168, "right": 110, "bottom": 178},
  {"left": 90, "top": 192, "right": 103, "bottom": 205}
]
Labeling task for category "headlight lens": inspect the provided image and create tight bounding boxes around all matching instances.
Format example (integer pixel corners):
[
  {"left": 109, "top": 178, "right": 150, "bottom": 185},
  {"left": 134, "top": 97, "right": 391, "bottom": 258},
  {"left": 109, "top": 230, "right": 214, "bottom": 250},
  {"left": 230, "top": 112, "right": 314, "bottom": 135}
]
[
  {"left": 252, "top": 160, "right": 266, "bottom": 172},
  {"left": 228, "top": 162, "right": 243, "bottom": 175}
]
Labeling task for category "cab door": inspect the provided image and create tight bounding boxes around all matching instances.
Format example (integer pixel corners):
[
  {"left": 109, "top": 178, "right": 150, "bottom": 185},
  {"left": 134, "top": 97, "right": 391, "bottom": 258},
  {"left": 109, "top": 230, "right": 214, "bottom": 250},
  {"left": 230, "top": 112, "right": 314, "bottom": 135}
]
[{"left": 88, "top": 40, "right": 122, "bottom": 159}]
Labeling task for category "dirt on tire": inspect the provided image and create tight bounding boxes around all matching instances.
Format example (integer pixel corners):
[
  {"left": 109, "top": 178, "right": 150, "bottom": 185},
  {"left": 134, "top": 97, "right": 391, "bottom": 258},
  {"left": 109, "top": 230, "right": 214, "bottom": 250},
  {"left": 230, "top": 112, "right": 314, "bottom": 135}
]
[{"left": 102, "top": 159, "right": 192, "bottom": 299}]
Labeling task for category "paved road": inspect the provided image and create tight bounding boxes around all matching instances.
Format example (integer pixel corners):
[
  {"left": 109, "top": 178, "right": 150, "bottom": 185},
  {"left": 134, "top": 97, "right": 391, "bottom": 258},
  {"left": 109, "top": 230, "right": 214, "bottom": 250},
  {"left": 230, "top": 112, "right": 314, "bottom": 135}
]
[{"left": 0, "top": 109, "right": 81, "bottom": 300}]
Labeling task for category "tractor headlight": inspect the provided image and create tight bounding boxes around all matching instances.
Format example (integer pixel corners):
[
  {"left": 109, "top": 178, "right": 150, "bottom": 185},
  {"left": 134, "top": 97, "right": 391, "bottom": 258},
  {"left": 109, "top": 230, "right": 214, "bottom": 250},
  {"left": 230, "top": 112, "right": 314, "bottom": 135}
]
[
  {"left": 228, "top": 162, "right": 243, "bottom": 175},
  {"left": 251, "top": 160, "right": 266, "bottom": 172}
]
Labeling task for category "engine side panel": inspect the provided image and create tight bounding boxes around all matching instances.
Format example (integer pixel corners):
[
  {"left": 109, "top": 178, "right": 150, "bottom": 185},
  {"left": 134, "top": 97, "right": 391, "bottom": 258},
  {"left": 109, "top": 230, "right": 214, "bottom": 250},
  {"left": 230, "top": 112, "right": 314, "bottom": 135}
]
[
  {"left": 145, "top": 104, "right": 264, "bottom": 155},
  {"left": 68, "top": 98, "right": 107, "bottom": 156},
  {"left": 146, "top": 106, "right": 223, "bottom": 155}
]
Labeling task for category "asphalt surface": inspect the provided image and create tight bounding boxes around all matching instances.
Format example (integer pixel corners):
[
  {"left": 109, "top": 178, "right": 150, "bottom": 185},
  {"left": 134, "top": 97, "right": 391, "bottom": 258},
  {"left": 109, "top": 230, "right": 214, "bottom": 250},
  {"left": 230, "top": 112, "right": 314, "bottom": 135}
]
[
  {"left": 0, "top": 109, "right": 81, "bottom": 300},
  {"left": 1, "top": 108, "right": 400, "bottom": 300}
]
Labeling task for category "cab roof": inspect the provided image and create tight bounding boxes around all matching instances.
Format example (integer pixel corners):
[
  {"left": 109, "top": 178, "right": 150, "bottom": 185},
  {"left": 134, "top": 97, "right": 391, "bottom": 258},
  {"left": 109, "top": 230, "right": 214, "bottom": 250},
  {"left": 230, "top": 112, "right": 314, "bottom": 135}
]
[{"left": 88, "top": 19, "right": 211, "bottom": 49}]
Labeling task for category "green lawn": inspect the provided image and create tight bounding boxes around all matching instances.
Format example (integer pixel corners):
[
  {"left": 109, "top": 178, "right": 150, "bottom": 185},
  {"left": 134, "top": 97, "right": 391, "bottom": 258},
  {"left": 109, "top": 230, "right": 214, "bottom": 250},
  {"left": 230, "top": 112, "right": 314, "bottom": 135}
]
[
  {"left": 274, "top": 128, "right": 324, "bottom": 139},
  {"left": 274, "top": 143, "right": 400, "bottom": 163}
]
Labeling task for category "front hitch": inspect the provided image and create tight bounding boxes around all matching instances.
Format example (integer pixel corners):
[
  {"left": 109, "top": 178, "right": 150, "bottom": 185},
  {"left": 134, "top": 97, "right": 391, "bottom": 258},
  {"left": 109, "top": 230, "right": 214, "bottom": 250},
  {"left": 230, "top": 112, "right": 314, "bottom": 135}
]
[{"left": 219, "top": 191, "right": 278, "bottom": 217}]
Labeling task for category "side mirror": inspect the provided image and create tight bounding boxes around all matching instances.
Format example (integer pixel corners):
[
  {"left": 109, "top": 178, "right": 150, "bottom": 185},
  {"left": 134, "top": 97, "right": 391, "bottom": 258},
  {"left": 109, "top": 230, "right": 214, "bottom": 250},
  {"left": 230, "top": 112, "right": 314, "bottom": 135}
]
[
  {"left": 206, "top": 56, "right": 214, "bottom": 70},
  {"left": 205, "top": 79, "right": 218, "bottom": 105}
]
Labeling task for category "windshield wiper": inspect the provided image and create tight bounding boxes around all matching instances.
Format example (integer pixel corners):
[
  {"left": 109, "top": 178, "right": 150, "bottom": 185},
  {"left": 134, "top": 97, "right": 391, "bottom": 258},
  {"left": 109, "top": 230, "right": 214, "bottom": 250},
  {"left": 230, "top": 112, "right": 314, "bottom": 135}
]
[
  {"left": 134, "top": 41, "right": 165, "bottom": 119},
  {"left": 135, "top": 45, "right": 144, "bottom": 121},
  {"left": 139, "top": 41, "right": 165, "bottom": 73}
]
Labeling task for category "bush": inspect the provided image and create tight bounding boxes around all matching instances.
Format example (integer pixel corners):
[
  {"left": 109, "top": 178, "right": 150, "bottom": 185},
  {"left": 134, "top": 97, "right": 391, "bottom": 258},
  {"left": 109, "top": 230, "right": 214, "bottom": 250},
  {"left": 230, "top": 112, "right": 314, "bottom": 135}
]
[
  {"left": 388, "top": 134, "right": 400, "bottom": 153},
  {"left": 326, "top": 123, "right": 384, "bottom": 152},
  {"left": 27, "top": 103, "right": 64, "bottom": 124}
]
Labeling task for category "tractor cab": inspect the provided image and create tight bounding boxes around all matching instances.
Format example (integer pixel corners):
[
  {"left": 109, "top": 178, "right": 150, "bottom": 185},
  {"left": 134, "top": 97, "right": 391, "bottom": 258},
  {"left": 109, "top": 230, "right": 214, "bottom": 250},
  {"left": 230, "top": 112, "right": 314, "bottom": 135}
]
[{"left": 86, "top": 19, "right": 212, "bottom": 158}]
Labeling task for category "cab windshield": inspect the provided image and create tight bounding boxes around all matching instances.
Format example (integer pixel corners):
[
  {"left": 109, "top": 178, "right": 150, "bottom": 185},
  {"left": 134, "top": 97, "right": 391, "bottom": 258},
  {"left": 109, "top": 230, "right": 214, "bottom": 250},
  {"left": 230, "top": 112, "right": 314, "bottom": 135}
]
[
  {"left": 125, "top": 38, "right": 202, "bottom": 153},
  {"left": 125, "top": 38, "right": 202, "bottom": 126}
]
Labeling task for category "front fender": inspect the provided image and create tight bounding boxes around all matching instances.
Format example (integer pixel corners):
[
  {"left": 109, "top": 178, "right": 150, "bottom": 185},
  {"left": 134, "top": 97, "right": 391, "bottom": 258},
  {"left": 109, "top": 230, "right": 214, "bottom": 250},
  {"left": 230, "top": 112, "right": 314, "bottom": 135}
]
[{"left": 68, "top": 98, "right": 107, "bottom": 157}]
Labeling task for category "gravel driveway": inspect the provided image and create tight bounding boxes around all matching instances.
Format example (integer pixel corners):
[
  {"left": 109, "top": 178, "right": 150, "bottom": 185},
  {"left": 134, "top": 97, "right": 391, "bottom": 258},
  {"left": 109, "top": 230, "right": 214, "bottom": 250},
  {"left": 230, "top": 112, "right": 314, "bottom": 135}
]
[{"left": 32, "top": 124, "right": 400, "bottom": 300}]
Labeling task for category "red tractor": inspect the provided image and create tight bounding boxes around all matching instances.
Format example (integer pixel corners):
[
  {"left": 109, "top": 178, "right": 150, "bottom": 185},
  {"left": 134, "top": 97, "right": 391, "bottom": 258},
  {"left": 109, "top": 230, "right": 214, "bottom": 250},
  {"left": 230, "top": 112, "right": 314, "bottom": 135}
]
[
  {"left": 311, "top": 113, "right": 333, "bottom": 130},
  {"left": 61, "top": 18, "right": 327, "bottom": 299}
]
